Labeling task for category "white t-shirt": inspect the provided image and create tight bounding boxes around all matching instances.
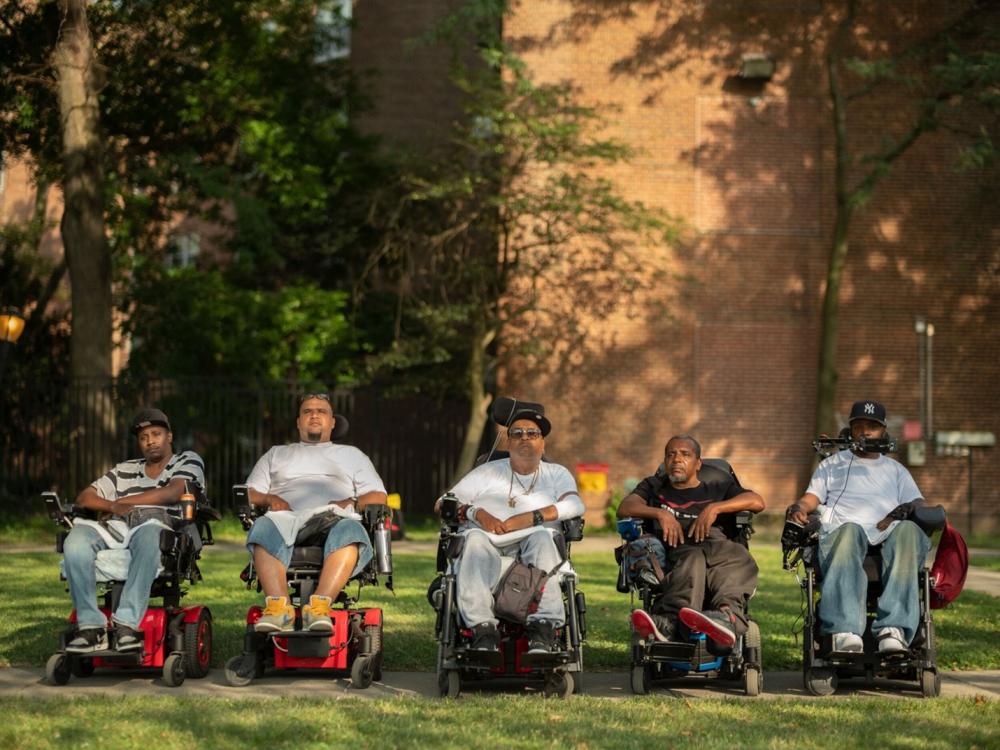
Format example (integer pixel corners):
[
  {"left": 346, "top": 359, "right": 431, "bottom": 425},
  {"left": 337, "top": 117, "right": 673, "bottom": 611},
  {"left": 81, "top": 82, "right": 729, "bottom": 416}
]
[
  {"left": 449, "top": 458, "right": 584, "bottom": 524},
  {"left": 246, "top": 442, "right": 386, "bottom": 518},
  {"left": 805, "top": 451, "right": 923, "bottom": 544}
]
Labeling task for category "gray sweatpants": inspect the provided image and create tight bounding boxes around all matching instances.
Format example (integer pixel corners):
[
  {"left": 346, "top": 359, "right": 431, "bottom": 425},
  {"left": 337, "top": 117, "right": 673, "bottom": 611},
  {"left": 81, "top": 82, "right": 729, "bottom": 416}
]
[{"left": 456, "top": 528, "right": 565, "bottom": 627}]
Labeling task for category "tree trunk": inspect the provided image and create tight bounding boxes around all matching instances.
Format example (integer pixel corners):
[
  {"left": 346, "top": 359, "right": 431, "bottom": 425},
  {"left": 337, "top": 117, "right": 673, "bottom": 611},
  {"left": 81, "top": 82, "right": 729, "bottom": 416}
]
[
  {"left": 53, "top": 0, "right": 111, "bottom": 383},
  {"left": 52, "top": 0, "right": 115, "bottom": 482},
  {"left": 452, "top": 319, "right": 495, "bottom": 483}
]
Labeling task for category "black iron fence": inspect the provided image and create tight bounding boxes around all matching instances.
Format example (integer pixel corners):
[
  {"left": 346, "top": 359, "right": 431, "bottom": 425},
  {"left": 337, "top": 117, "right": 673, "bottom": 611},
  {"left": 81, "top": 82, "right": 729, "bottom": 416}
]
[{"left": 0, "top": 377, "right": 477, "bottom": 515}]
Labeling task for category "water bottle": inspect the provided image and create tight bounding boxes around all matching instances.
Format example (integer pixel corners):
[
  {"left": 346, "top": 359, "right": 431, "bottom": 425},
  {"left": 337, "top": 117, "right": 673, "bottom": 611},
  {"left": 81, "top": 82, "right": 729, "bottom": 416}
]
[
  {"left": 374, "top": 517, "right": 393, "bottom": 575},
  {"left": 179, "top": 489, "right": 196, "bottom": 523}
]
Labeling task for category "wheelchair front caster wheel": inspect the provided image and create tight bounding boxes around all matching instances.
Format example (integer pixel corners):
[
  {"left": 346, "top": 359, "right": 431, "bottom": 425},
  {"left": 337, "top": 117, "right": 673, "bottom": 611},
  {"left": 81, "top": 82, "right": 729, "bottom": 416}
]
[
  {"left": 804, "top": 667, "right": 837, "bottom": 696},
  {"left": 543, "top": 671, "right": 574, "bottom": 699},
  {"left": 438, "top": 669, "right": 461, "bottom": 698},
  {"left": 224, "top": 654, "right": 259, "bottom": 687},
  {"left": 162, "top": 652, "right": 186, "bottom": 687},
  {"left": 630, "top": 664, "right": 651, "bottom": 695},
  {"left": 70, "top": 656, "right": 94, "bottom": 679},
  {"left": 744, "top": 666, "right": 763, "bottom": 697},
  {"left": 351, "top": 655, "right": 375, "bottom": 689},
  {"left": 920, "top": 669, "right": 941, "bottom": 698},
  {"left": 46, "top": 654, "right": 71, "bottom": 686}
]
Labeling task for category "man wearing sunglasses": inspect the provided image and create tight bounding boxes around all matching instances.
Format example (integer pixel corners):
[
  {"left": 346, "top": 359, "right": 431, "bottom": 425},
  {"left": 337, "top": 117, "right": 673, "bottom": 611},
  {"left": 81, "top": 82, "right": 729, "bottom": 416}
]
[
  {"left": 243, "top": 393, "right": 387, "bottom": 633},
  {"left": 441, "top": 400, "right": 584, "bottom": 654}
]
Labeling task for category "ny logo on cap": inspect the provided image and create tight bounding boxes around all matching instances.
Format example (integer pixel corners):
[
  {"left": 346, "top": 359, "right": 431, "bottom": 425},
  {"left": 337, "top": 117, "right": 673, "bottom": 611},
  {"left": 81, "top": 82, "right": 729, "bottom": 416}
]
[{"left": 864, "top": 403, "right": 875, "bottom": 415}]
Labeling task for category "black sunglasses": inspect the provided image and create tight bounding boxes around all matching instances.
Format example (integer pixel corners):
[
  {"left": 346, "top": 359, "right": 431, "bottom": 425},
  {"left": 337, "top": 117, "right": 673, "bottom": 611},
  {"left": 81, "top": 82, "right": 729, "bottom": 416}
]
[{"left": 300, "top": 392, "right": 332, "bottom": 404}]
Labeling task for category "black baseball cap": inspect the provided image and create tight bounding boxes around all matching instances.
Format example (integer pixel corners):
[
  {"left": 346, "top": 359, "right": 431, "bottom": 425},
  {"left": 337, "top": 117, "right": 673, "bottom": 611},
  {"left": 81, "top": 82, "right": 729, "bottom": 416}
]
[
  {"left": 492, "top": 396, "right": 552, "bottom": 437},
  {"left": 131, "top": 407, "right": 171, "bottom": 435},
  {"left": 849, "top": 400, "right": 887, "bottom": 426}
]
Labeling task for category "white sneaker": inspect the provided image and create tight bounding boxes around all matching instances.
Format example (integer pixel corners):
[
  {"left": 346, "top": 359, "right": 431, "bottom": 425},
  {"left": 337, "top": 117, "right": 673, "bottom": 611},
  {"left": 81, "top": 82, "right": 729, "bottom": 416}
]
[
  {"left": 831, "top": 632, "right": 863, "bottom": 653},
  {"left": 876, "top": 627, "right": 908, "bottom": 653}
]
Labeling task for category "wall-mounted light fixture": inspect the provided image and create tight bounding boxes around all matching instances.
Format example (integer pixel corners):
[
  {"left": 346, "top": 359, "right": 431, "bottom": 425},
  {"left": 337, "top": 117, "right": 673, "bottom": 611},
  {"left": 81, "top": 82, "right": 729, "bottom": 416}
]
[{"left": 739, "top": 53, "right": 775, "bottom": 81}]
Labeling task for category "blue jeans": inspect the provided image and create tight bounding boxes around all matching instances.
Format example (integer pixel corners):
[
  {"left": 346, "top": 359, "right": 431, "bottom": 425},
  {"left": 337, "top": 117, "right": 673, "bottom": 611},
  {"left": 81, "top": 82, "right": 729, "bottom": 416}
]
[
  {"left": 63, "top": 523, "right": 163, "bottom": 630},
  {"left": 246, "top": 516, "right": 373, "bottom": 578},
  {"left": 817, "top": 520, "right": 931, "bottom": 644}
]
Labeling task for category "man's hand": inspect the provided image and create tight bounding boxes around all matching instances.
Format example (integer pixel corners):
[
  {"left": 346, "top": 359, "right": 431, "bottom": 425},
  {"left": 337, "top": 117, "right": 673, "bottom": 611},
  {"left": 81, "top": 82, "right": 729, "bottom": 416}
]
[
  {"left": 108, "top": 500, "right": 132, "bottom": 517},
  {"left": 474, "top": 508, "right": 505, "bottom": 534},
  {"left": 876, "top": 501, "right": 914, "bottom": 531},
  {"left": 786, "top": 503, "right": 809, "bottom": 525},
  {"left": 499, "top": 512, "right": 534, "bottom": 533},
  {"left": 266, "top": 496, "right": 291, "bottom": 511},
  {"left": 658, "top": 510, "right": 684, "bottom": 547},
  {"left": 688, "top": 504, "right": 718, "bottom": 543}
]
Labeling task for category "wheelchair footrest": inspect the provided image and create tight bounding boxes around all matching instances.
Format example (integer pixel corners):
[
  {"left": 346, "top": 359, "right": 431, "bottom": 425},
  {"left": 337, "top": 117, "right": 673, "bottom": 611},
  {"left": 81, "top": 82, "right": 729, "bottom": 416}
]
[
  {"left": 519, "top": 651, "right": 573, "bottom": 669},
  {"left": 647, "top": 641, "right": 697, "bottom": 661},
  {"left": 455, "top": 648, "right": 504, "bottom": 669}
]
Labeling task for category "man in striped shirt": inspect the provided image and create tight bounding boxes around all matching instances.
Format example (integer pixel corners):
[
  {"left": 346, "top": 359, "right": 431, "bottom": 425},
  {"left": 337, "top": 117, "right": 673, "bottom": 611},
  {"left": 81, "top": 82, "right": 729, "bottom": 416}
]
[{"left": 62, "top": 408, "right": 206, "bottom": 654}]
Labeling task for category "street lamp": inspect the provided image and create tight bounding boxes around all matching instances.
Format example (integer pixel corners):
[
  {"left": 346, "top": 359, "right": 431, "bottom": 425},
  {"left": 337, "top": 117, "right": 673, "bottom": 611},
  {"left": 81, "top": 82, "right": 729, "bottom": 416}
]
[{"left": 0, "top": 307, "right": 26, "bottom": 385}]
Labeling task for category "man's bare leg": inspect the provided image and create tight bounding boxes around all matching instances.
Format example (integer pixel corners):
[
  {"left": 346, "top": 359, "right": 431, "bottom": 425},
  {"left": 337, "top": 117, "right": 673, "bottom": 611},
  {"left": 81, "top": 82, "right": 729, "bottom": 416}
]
[
  {"left": 316, "top": 543, "right": 359, "bottom": 600},
  {"left": 253, "top": 544, "right": 289, "bottom": 598}
]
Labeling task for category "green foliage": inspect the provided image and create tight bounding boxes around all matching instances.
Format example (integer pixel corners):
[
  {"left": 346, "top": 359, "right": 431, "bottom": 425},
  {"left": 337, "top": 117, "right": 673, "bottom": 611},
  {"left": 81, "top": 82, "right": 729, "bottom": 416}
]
[{"left": 122, "top": 267, "right": 361, "bottom": 384}]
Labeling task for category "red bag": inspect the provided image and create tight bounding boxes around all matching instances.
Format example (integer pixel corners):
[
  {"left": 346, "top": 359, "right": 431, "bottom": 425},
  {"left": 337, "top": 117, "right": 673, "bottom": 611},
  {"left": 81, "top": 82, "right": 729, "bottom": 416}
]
[{"left": 929, "top": 521, "right": 969, "bottom": 609}]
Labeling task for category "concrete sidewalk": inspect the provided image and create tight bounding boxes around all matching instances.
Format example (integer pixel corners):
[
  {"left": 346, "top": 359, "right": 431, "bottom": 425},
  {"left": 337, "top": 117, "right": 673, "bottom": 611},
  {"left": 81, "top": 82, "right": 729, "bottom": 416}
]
[{"left": 1, "top": 667, "right": 996, "bottom": 701}]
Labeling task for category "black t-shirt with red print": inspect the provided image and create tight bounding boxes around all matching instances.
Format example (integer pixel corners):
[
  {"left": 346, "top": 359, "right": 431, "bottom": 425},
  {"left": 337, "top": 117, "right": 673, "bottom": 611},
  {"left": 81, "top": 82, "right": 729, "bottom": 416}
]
[{"left": 632, "top": 470, "right": 747, "bottom": 538}]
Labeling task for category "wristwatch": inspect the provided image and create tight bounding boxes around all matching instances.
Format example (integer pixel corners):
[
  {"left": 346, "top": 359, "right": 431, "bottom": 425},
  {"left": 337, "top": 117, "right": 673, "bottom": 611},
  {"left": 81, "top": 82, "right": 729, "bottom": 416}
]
[{"left": 532, "top": 509, "right": 545, "bottom": 526}]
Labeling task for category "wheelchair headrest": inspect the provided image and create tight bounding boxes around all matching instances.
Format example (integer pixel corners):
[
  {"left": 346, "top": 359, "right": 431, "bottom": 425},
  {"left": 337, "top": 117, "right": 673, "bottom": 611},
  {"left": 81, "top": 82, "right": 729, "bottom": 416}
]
[
  {"left": 475, "top": 450, "right": 552, "bottom": 467},
  {"left": 655, "top": 457, "right": 740, "bottom": 489}
]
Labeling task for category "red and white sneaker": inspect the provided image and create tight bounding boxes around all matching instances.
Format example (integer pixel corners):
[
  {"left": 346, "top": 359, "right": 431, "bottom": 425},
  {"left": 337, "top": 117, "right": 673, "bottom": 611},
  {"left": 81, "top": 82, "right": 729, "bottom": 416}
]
[
  {"left": 630, "top": 609, "right": 671, "bottom": 642},
  {"left": 678, "top": 607, "right": 736, "bottom": 648}
]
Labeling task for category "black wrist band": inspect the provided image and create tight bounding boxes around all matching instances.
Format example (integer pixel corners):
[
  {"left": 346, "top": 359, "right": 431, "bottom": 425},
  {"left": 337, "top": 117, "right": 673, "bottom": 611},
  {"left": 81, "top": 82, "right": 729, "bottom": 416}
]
[{"left": 532, "top": 509, "right": 544, "bottom": 526}]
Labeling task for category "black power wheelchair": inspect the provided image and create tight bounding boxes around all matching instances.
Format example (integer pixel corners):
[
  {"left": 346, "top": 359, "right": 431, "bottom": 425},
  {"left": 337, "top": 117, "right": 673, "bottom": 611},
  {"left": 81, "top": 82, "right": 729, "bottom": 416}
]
[
  {"left": 428, "top": 477, "right": 587, "bottom": 699},
  {"left": 224, "top": 486, "right": 393, "bottom": 689},
  {"left": 43, "top": 488, "right": 220, "bottom": 687},
  {"left": 782, "top": 434, "right": 947, "bottom": 698},
  {"left": 618, "top": 458, "right": 763, "bottom": 696}
]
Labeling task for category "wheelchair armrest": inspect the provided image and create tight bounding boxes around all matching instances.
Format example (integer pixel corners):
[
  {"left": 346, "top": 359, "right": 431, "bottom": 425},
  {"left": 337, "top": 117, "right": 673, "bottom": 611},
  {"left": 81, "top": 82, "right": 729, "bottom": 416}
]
[
  {"left": 41, "top": 491, "right": 75, "bottom": 530},
  {"left": 363, "top": 503, "right": 391, "bottom": 530},
  {"left": 561, "top": 516, "right": 585, "bottom": 542},
  {"left": 911, "top": 504, "right": 946, "bottom": 535}
]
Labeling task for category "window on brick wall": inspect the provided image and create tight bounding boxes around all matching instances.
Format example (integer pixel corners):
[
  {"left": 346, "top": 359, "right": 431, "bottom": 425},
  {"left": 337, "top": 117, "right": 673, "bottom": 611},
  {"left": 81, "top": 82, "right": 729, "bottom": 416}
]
[
  {"left": 167, "top": 231, "right": 201, "bottom": 269},
  {"left": 315, "top": 0, "right": 351, "bottom": 62}
]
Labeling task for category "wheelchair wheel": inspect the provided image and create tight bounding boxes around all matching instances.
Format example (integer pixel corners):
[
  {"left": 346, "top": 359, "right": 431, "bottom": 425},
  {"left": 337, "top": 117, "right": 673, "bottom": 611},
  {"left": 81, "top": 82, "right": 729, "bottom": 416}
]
[
  {"left": 183, "top": 610, "right": 213, "bottom": 679},
  {"left": 543, "top": 670, "right": 574, "bottom": 699},
  {"left": 630, "top": 664, "right": 651, "bottom": 695},
  {"left": 744, "top": 666, "right": 763, "bottom": 697},
  {"left": 920, "top": 669, "right": 941, "bottom": 698},
  {"left": 46, "top": 654, "right": 71, "bottom": 686},
  {"left": 364, "top": 623, "right": 383, "bottom": 682},
  {"left": 350, "top": 654, "right": 376, "bottom": 689},
  {"left": 69, "top": 656, "right": 95, "bottom": 678},
  {"left": 438, "top": 669, "right": 461, "bottom": 699},
  {"left": 224, "top": 654, "right": 260, "bottom": 687},
  {"left": 162, "top": 652, "right": 186, "bottom": 687},
  {"left": 804, "top": 667, "right": 837, "bottom": 696}
]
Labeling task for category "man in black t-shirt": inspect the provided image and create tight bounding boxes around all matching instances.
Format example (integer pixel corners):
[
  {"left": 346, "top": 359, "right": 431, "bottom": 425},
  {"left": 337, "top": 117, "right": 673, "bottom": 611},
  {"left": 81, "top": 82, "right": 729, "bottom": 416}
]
[{"left": 618, "top": 435, "right": 764, "bottom": 648}]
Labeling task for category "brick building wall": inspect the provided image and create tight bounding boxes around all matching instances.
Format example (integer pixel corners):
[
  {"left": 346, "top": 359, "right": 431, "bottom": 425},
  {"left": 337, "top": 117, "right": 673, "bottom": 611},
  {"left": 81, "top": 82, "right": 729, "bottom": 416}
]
[{"left": 498, "top": 0, "right": 1000, "bottom": 532}]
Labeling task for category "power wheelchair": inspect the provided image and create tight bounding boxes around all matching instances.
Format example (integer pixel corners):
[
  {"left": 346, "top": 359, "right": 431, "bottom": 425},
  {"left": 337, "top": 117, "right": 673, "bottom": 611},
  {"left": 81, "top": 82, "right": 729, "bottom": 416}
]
[
  {"left": 782, "top": 434, "right": 947, "bottom": 698},
  {"left": 428, "top": 476, "right": 587, "bottom": 699},
  {"left": 224, "top": 486, "right": 393, "bottom": 689},
  {"left": 618, "top": 458, "right": 763, "bottom": 696},
  {"left": 43, "top": 488, "right": 220, "bottom": 687}
]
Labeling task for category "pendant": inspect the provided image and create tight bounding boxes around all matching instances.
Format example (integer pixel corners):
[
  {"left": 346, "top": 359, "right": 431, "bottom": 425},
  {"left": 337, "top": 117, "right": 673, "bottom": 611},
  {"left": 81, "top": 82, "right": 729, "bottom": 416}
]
[{"left": 508, "top": 497, "right": 518, "bottom": 507}]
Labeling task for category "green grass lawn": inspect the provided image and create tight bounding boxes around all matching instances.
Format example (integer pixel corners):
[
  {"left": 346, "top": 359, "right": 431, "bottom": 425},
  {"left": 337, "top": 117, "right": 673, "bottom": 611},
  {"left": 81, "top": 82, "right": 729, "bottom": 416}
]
[
  {"left": 2, "top": 544, "right": 997, "bottom": 672},
  {"left": 970, "top": 555, "right": 1000, "bottom": 572},
  {"left": 0, "top": 695, "right": 997, "bottom": 750}
]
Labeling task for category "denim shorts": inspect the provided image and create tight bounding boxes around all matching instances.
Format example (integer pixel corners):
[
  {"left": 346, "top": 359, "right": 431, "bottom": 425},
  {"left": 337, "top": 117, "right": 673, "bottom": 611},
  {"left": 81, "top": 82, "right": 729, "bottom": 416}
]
[{"left": 246, "top": 515, "right": 373, "bottom": 578}]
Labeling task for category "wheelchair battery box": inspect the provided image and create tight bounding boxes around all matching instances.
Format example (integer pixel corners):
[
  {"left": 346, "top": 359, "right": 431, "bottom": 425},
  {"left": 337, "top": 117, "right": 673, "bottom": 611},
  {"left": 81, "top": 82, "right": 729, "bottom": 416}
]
[{"left": 250, "top": 606, "right": 382, "bottom": 671}]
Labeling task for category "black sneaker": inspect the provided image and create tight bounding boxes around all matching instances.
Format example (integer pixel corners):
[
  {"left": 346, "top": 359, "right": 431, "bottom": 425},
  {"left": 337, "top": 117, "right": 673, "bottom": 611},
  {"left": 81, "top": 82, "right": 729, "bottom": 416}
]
[
  {"left": 526, "top": 619, "right": 558, "bottom": 653},
  {"left": 66, "top": 628, "right": 108, "bottom": 654},
  {"left": 678, "top": 607, "right": 736, "bottom": 648},
  {"left": 630, "top": 609, "right": 674, "bottom": 642},
  {"left": 115, "top": 624, "right": 144, "bottom": 652},
  {"left": 469, "top": 622, "right": 500, "bottom": 651}
]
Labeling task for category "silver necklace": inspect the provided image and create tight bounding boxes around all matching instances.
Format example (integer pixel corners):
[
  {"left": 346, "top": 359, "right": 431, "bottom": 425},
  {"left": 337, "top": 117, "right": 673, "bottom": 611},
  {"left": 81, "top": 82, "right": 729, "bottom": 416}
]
[{"left": 508, "top": 465, "right": 540, "bottom": 507}]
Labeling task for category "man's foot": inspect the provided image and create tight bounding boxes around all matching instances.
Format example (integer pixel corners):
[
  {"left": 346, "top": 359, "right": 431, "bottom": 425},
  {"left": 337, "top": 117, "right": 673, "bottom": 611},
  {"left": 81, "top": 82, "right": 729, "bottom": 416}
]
[
  {"left": 678, "top": 607, "right": 737, "bottom": 648},
  {"left": 302, "top": 595, "right": 334, "bottom": 632},
  {"left": 876, "top": 627, "right": 908, "bottom": 654},
  {"left": 65, "top": 627, "right": 108, "bottom": 654},
  {"left": 831, "top": 632, "right": 864, "bottom": 654},
  {"left": 114, "top": 624, "right": 144, "bottom": 652},
  {"left": 526, "top": 619, "right": 559, "bottom": 654},
  {"left": 469, "top": 622, "right": 499, "bottom": 651},
  {"left": 630, "top": 609, "right": 673, "bottom": 643},
  {"left": 254, "top": 596, "right": 296, "bottom": 633}
]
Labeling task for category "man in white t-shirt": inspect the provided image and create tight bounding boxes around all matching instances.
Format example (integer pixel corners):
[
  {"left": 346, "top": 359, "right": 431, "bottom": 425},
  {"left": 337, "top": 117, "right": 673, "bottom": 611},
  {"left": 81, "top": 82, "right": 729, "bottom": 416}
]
[
  {"left": 442, "top": 401, "right": 584, "bottom": 654},
  {"left": 244, "top": 393, "right": 387, "bottom": 633},
  {"left": 787, "top": 400, "right": 929, "bottom": 655},
  {"left": 64, "top": 408, "right": 206, "bottom": 654}
]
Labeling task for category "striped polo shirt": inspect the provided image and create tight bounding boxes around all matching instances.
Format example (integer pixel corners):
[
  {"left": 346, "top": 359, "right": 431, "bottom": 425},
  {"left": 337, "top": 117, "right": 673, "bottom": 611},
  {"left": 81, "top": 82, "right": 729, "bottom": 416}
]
[{"left": 91, "top": 451, "right": 206, "bottom": 501}]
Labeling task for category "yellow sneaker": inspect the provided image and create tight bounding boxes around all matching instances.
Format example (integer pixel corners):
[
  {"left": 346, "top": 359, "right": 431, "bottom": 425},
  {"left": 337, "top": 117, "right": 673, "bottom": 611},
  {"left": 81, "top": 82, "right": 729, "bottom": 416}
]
[
  {"left": 302, "top": 595, "right": 334, "bottom": 632},
  {"left": 254, "top": 596, "right": 295, "bottom": 633}
]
